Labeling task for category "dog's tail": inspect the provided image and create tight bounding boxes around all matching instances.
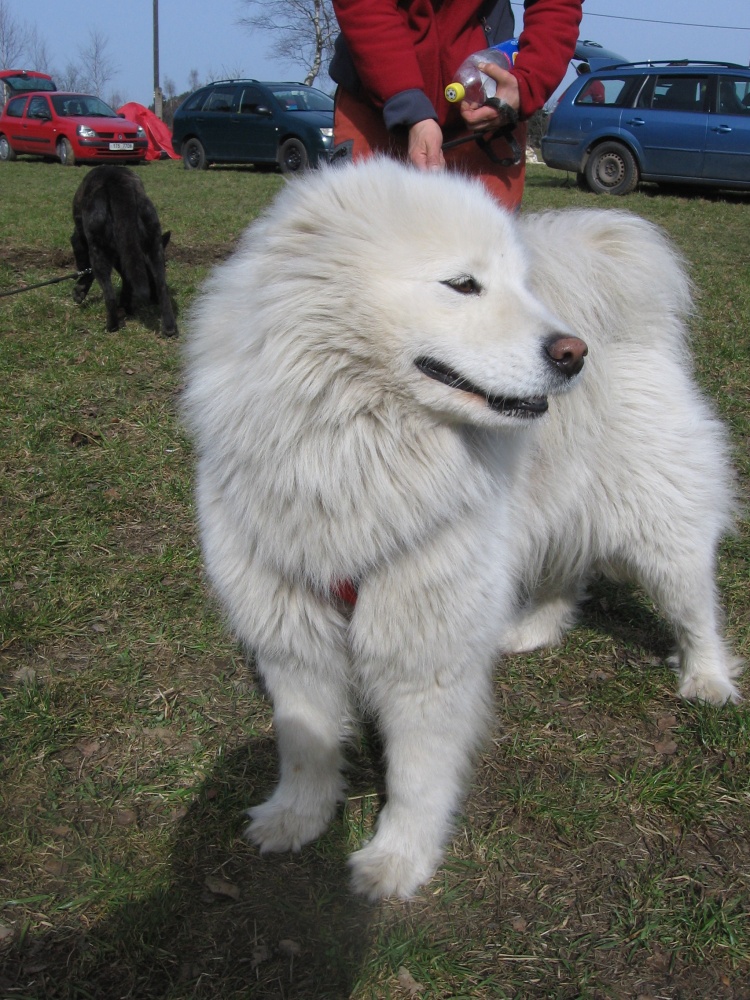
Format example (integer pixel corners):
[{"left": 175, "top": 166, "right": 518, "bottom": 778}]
[{"left": 108, "top": 183, "right": 151, "bottom": 307}]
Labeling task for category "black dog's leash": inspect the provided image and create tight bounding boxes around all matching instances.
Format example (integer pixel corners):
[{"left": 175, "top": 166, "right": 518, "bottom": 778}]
[
  {"left": 0, "top": 267, "right": 92, "bottom": 299},
  {"left": 441, "top": 98, "right": 523, "bottom": 166}
]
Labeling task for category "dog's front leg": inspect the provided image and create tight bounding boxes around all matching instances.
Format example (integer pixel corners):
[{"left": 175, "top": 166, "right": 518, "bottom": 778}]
[
  {"left": 348, "top": 660, "right": 492, "bottom": 901},
  {"left": 244, "top": 648, "right": 351, "bottom": 853}
]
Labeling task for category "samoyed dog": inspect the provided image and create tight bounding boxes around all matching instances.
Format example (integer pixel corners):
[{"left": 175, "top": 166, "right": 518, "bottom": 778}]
[{"left": 183, "top": 157, "right": 741, "bottom": 901}]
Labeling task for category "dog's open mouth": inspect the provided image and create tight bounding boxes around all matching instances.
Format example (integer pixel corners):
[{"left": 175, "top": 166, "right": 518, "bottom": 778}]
[{"left": 415, "top": 357, "right": 549, "bottom": 417}]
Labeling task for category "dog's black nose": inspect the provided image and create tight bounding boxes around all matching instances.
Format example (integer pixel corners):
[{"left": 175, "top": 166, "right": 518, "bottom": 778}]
[{"left": 545, "top": 334, "right": 588, "bottom": 378}]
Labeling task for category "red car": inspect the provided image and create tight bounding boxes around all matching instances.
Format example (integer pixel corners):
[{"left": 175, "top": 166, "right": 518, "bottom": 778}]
[{"left": 0, "top": 91, "right": 148, "bottom": 166}]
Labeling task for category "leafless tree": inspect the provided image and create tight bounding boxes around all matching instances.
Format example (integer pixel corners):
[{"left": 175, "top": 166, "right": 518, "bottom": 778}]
[
  {"left": 57, "top": 61, "right": 88, "bottom": 92},
  {"left": 79, "top": 29, "right": 117, "bottom": 97},
  {"left": 237, "top": 0, "right": 337, "bottom": 87},
  {"left": 188, "top": 68, "right": 201, "bottom": 92},
  {"left": 60, "top": 67, "right": 85, "bottom": 94},
  {"left": 219, "top": 63, "right": 246, "bottom": 81},
  {"left": 0, "top": 0, "right": 27, "bottom": 68},
  {"left": 24, "top": 24, "right": 53, "bottom": 73}
]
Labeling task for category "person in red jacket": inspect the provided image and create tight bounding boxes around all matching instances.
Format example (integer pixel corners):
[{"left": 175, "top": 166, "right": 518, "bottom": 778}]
[{"left": 330, "top": 0, "right": 583, "bottom": 209}]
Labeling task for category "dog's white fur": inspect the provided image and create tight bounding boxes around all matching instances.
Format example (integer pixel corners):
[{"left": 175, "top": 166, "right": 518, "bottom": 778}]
[{"left": 184, "top": 158, "right": 741, "bottom": 901}]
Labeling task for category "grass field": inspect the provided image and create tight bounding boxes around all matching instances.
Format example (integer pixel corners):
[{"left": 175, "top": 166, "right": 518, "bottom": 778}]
[{"left": 0, "top": 158, "right": 748, "bottom": 1000}]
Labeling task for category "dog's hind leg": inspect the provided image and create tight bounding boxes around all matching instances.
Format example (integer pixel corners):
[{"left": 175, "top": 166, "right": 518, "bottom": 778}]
[
  {"left": 147, "top": 232, "right": 178, "bottom": 337},
  {"left": 612, "top": 517, "right": 742, "bottom": 705},
  {"left": 244, "top": 651, "right": 350, "bottom": 853},
  {"left": 87, "top": 248, "right": 121, "bottom": 332},
  {"left": 637, "top": 553, "right": 742, "bottom": 705},
  {"left": 70, "top": 226, "right": 94, "bottom": 304}
]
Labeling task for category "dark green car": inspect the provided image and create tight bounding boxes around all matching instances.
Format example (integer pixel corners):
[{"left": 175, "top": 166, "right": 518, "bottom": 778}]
[{"left": 171, "top": 79, "right": 334, "bottom": 173}]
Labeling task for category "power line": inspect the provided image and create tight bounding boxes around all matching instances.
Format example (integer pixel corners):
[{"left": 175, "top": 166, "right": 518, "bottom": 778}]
[
  {"left": 511, "top": 4, "right": 748, "bottom": 32},
  {"left": 581, "top": 13, "right": 748, "bottom": 31}
]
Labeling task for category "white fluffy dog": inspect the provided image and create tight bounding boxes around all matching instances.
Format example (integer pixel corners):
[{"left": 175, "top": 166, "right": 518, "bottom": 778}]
[{"left": 183, "top": 157, "right": 741, "bottom": 901}]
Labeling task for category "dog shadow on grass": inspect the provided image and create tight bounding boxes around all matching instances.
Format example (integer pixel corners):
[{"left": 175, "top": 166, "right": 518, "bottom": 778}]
[{"left": 4, "top": 738, "right": 376, "bottom": 1000}]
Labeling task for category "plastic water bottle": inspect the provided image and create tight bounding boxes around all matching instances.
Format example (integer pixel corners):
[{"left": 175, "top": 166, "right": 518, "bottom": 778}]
[{"left": 444, "top": 39, "right": 519, "bottom": 104}]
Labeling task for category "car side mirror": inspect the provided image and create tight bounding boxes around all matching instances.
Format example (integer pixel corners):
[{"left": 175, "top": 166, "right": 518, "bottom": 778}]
[{"left": 256, "top": 105, "right": 273, "bottom": 116}]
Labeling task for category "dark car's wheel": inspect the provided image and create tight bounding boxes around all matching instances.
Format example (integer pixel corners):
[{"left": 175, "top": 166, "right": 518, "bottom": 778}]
[
  {"left": 0, "top": 135, "right": 17, "bottom": 161},
  {"left": 57, "top": 137, "right": 75, "bottom": 166},
  {"left": 278, "top": 138, "right": 308, "bottom": 174},
  {"left": 584, "top": 142, "right": 638, "bottom": 195},
  {"left": 182, "top": 137, "right": 208, "bottom": 170}
]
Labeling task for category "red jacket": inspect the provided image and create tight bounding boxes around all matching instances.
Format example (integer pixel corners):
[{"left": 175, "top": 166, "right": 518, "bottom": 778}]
[{"left": 330, "top": 0, "right": 582, "bottom": 131}]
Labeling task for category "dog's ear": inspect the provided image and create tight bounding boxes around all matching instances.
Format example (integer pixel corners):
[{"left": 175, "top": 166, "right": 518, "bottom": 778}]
[{"left": 162, "top": 231, "right": 171, "bottom": 248}]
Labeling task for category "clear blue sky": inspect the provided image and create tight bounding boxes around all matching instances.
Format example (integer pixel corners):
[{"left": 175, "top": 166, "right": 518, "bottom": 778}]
[{"left": 9, "top": 0, "right": 750, "bottom": 108}]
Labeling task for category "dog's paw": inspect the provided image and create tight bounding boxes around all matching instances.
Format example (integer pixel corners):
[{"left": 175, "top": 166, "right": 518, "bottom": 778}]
[
  {"left": 501, "top": 596, "right": 579, "bottom": 655},
  {"left": 243, "top": 796, "right": 335, "bottom": 853},
  {"left": 678, "top": 672, "right": 742, "bottom": 706},
  {"left": 348, "top": 838, "right": 440, "bottom": 902},
  {"left": 674, "top": 654, "right": 743, "bottom": 706}
]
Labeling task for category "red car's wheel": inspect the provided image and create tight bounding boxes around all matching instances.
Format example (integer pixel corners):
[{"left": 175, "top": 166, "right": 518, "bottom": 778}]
[
  {"left": 57, "top": 137, "right": 76, "bottom": 166},
  {"left": 0, "top": 135, "right": 16, "bottom": 161}
]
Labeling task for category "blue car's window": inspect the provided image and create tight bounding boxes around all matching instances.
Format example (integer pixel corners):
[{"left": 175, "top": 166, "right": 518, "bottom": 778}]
[
  {"left": 717, "top": 77, "right": 750, "bottom": 115},
  {"left": 650, "top": 75, "right": 708, "bottom": 113},
  {"left": 575, "top": 77, "right": 629, "bottom": 107}
]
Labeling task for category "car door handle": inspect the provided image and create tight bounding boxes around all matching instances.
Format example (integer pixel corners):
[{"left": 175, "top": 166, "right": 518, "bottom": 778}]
[
  {"left": 625, "top": 117, "right": 646, "bottom": 126},
  {"left": 711, "top": 124, "right": 733, "bottom": 133}
]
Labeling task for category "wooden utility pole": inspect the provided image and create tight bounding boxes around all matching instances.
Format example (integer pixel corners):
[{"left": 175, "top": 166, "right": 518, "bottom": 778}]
[{"left": 153, "top": 0, "right": 163, "bottom": 118}]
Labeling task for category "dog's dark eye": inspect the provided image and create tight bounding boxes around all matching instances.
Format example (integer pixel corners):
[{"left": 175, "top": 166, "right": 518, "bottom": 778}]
[{"left": 440, "top": 275, "right": 482, "bottom": 295}]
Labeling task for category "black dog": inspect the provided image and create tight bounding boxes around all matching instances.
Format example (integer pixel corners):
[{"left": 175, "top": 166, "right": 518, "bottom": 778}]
[{"left": 71, "top": 166, "right": 178, "bottom": 337}]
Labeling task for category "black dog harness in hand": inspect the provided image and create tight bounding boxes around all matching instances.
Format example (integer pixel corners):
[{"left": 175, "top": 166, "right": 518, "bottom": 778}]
[{"left": 441, "top": 97, "right": 522, "bottom": 166}]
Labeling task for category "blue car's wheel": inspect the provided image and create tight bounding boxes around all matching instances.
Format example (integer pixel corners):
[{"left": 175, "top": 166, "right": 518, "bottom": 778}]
[{"left": 584, "top": 141, "right": 639, "bottom": 196}]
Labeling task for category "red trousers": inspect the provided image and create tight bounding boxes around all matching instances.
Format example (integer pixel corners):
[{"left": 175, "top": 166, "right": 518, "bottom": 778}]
[{"left": 333, "top": 87, "right": 527, "bottom": 211}]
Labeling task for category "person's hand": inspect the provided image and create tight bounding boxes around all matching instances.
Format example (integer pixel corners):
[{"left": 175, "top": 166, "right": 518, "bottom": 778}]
[
  {"left": 407, "top": 118, "right": 445, "bottom": 170},
  {"left": 461, "top": 61, "right": 520, "bottom": 132}
]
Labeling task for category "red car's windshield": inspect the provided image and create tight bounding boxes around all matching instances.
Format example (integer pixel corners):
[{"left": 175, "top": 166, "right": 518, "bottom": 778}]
[{"left": 50, "top": 95, "right": 119, "bottom": 118}]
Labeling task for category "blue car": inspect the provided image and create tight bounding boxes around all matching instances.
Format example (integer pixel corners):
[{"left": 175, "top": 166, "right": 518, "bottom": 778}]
[
  {"left": 172, "top": 79, "right": 334, "bottom": 173},
  {"left": 541, "top": 60, "right": 750, "bottom": 195}
]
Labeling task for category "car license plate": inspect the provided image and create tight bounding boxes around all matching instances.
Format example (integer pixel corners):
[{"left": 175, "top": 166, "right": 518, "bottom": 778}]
[{"left": 109, "top": 142, "right": 134, "bottom": 150}]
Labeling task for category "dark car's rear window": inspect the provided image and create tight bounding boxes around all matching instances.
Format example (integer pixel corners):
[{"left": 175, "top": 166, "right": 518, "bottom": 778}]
[{"left": 268, "top": 86, "right": 334, "bottom": 112}]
